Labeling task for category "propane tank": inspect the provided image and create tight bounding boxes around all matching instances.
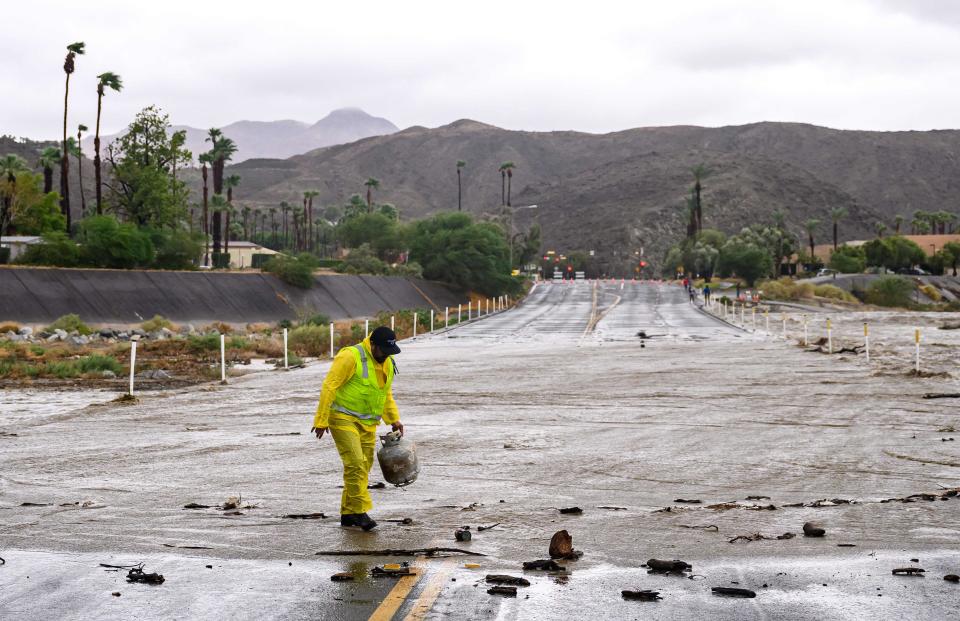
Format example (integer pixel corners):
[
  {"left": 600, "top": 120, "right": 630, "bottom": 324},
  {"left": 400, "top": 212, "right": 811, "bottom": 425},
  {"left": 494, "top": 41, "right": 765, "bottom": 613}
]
[{"left": 377, "top": 431, "right": 420, "bottom": 487}]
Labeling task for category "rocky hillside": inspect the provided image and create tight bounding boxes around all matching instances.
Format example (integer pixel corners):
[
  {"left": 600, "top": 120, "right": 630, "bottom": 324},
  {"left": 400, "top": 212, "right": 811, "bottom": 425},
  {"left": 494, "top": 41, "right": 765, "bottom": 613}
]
[{"left": 224, "top": 120, "right": 960, "bottom": 271}]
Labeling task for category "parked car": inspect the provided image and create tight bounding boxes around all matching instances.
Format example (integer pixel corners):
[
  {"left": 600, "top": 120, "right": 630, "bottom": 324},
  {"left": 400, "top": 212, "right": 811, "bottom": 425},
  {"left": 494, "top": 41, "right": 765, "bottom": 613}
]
[
  {"left": 896, "top": 267, "right": 928, "bottom": 275},
  {"left": 816, "top": 268, "right": 838, "bottom": 277}
]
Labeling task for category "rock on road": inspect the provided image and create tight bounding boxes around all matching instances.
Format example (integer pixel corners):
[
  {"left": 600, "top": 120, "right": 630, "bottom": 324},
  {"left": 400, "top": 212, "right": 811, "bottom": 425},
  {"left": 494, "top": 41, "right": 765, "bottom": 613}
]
[{"left": 1, "top": 281, "right": 958, "bottom": 620}]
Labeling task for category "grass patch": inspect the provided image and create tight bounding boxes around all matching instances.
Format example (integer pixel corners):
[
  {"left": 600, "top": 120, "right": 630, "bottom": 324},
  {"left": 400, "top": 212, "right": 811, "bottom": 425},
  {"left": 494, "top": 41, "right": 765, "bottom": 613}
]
[
  {"left": 289, "top": 325, "right": 329, "bottom": 356},
  {"left": 141, "top": 314, "right": 174, "bottom": 332},
  {"left": 812, "top": 284, "right": 858, "bottom": 303},
  {"left": 187, "top": 334, "right": 221, "bottom": 352},
  {"left": 76, "top": 354, "right": 123, "bottom": 375},
  {"left": 46, "top": 314, "right": 92, "bottom": 335}
]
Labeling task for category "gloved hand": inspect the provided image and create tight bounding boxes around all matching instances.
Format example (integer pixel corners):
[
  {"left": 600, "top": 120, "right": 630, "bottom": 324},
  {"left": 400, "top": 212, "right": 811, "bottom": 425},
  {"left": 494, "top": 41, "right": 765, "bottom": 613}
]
[
  {"left": 312, "top": 426, "right": 328, "bottom": 440},
  {"left": 392, "top": 422, "right": 404, "bottom": 437}
]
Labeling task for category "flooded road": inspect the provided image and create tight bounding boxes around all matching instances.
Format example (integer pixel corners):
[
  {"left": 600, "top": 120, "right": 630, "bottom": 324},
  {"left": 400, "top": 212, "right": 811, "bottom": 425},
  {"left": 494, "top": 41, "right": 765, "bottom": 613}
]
[{"left": 1, "top": 281, "right": 958, "bottom": 619}]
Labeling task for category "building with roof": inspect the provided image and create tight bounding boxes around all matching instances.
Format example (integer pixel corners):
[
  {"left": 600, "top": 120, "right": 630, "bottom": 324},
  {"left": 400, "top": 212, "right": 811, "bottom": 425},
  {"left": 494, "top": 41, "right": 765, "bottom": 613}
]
[
  {"left": 224, "top": 241, "right": 280, "bottom": 269},
  {"left": 0, "top": 236, "right": 41, "bottom": 262}
]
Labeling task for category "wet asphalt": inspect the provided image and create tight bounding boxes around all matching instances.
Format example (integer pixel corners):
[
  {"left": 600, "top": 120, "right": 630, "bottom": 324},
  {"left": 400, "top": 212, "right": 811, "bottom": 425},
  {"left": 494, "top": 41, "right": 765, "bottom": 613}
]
[{"left": 1, "top": 281, "right": 958, "bottom": 620}]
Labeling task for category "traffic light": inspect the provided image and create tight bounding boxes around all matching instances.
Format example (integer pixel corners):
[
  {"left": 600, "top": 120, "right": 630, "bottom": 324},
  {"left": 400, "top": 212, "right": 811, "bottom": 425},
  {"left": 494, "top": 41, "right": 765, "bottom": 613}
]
[
  {"left": 566, "top": 265, "right": 573, "bottom": 272},
  {"left": 639, "top": 260, "right": 647, "bottom": 268}
]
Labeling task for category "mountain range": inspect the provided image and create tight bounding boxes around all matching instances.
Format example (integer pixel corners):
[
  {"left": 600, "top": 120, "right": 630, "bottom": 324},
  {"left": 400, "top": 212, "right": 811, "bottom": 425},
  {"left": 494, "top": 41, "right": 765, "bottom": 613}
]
[
  {"left": 84, "top": 107, "right": 398, "bottom": 163},
  {"left": 226, "top": 120, "right": 960, "bottom": 272}
]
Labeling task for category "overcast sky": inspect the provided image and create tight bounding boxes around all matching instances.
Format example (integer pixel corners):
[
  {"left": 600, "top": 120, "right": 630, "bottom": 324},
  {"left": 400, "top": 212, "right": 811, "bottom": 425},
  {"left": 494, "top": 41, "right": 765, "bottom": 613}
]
[{"left": 3, "top": 0, "right": 959, "bottom": 139}]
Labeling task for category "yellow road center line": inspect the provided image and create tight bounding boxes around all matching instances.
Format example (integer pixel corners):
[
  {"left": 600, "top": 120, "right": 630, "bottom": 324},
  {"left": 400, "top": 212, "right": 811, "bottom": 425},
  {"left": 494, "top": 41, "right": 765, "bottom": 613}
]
[
  {"left": 367, "top": 556, "right": 426, "bottom": 621},
  {"left": 402, "top": 557, "right": 457, "bottom": 621}
]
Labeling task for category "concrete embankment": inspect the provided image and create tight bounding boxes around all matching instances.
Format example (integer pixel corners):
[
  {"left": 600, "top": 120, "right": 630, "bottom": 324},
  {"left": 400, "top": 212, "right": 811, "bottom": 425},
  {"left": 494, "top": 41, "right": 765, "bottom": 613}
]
[{"left": 0, "top": 267, "right": 467, "bottom": 325}]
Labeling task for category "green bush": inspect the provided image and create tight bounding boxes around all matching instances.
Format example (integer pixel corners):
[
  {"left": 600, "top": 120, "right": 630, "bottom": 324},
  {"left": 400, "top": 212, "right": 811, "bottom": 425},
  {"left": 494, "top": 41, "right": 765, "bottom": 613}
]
[
  {"left": 828, "top": 245, "right": 866, "bottom": 274},
  {"left": 43, "top": 361, "right": 80, "bottom": 379},
  {"left": 46, "top": 314, "right": 92, "bottom": 335},
  {"left": 865, "top": 275, "right": 916, "bottom": 307},
  {"left": 288, "top": 325, "right": 329, "bottom": 356},
  {"left": 338, "top": 244, "right": 388, "bottom": 275},
  {"left": 186, "top": 334, "right": 221, "bottom": 352},
  {"left": 76, "top": 354, "right": 123, "bottom": 375},
  {"left": 212, "top": 252, "right": 230, "bottom": 269},
  {"left": 0, "top": 247, "right": 9, "bottom": 264},
  {"left": 141, "top": 314, "right": 173, "bottom": 332},
  {"left": 150, "top": 228, "right": 203, "bottom": 269},
  {"left": 813, "top": 284, "right": 857, "bottom": 303},
  {"left": 226, "top": 336, "right": 249, "bottom": 349},
  {"left": 77, "top": 216, "right": 154, "bottom": 268},
  {"left": 16, "top": 232, "right": 81, "bottom": 267},
  {"left": 263, "top": 254, "right": 317, "bottom": 288},
  {"left": 303, "top": 313, "right": 331, "bottom": 327}
]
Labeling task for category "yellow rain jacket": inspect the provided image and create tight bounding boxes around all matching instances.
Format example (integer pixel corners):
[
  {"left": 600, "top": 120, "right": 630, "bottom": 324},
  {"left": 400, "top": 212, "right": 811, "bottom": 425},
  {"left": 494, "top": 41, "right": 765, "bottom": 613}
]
[{"left": 313, "top": 336, "right": 400, "bottom": 515}]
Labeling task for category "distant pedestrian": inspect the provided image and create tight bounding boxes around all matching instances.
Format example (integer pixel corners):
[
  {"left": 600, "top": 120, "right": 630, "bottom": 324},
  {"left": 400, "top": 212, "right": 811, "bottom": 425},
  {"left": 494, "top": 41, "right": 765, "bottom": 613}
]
[{"left": 703, "top": 285, "right": 711, "bottom": 302}]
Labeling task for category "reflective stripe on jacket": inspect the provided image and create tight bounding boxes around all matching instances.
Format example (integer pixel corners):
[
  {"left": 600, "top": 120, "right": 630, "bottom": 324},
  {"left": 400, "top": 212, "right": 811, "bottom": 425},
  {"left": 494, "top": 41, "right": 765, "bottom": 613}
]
[{"left": 331, "top": 344, "right": 395, "bottom": 424}]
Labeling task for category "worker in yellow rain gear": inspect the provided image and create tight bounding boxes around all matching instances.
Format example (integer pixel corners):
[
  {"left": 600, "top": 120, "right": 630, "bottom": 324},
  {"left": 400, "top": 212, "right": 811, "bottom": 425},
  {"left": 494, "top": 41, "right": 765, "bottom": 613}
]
[{"left": 312, "top": 326, "right": 404, "bottom": 531}]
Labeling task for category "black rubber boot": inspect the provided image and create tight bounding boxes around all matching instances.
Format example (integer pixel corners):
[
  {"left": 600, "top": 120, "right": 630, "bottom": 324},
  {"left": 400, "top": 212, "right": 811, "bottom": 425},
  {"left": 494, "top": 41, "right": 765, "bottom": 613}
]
[
  {"left": 356, "top": 513, "right": 378, "bottom": 531},
  {"left": 340, "top": 514, "right": 361, "bottom": 528}
]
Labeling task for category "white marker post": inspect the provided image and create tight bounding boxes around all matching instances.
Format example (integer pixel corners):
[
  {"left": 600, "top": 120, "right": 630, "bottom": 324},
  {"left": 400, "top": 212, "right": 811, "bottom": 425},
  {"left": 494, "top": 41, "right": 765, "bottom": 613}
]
[
  {"left": 740, "top": 304, "right": 744, "bottom": 325},
  {"left": 365, "top": 319, "right": 369, "bottom": 339},
  {"left": 128, "top": 339, "right": 137, "bottom": 396},
  {"left": 486, "top": 298, "right": 490, "bottom": 315},
  {"left": 220, "top": 334, "right": 226, "bottom": 383},
  {"left": 827, "top": 319, "right": 833, "bottom": 354},
  {"left": 864, "top": 323, "right": 870, "bottom": 362},
  {"left": 283, "top": 328, "right": 289, "bottom": 369},
  {"left": 391, "top": 315, "right": 395, "bottom": 331},
  {"left": 915, "top": 327, "right": 921, "bottom": 373},
  {"left": 752, "top": 308, "right": 756, "bottom": 330},
  {"left": 445, "top": 307, "right": 449, "bottom": 327},
  {"left": 329, "top": 322, "right": 334, "bottom": 358},
  {"left": 765, "top": 310, "right": 770, "bottom": 333},
  {"left": 468, "top": 301, "right": 472, "bottom": 321},
  {"left": 413, "top": 312, "right": 418, "bottom": 338},
  {"left": 781, "top": 313, "right": 787, "bottom": 339},
  {"left": 430, "top": 309, "right": 435, "bottom": 332},
  {"left": 803, "top": 315, "right": 808, "bottom": 346},
  {"left": 458, "top": 304, "right": 462, "bottom": 323}
]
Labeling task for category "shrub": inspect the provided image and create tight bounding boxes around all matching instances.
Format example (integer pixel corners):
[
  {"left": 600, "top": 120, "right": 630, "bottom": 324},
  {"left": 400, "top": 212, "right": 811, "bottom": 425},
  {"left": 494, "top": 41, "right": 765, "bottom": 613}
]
[
  {"left": 302, "top": 313, "right": 331, "bottom": 327},
  {"left": 150, "top": 228, "right": 203, "bottom": 270},
  {"left": 828, "top": 245, "right": 866, "bottom": 274},
  {"left": 204, "top": 322, "right": 232, "bottom": 335},
  {"left": 76, "top": 354, "right": 123, "bottom": 375},
  {"left": 264, "top": 254, "right": 317, "bottom": 288},
  {"left": 920, "top": 284, "right": 942, "bottom": 302},
  {"left": 865, "top": 276, "right": 916, "bottom": 307},
  {"left": 0, "top": 322, "right": 21, "bottom": 334},
  {"left": 288, "top": 325, "right": 329, "bottom": 356},
  {"left": 141, "top": 315, "right": 173, "bottom": 332},
  {"left": 813, "top": 284, "right": 858, "bottom": 303},
  {"left": 338, "top": 244, "right": 388, "bottom": 275},
  {"left": 227, "top": 336, "right": 249, "bottom": 349},
  {"left": 46, "top": 314, "right": 92, "bottom": 335},
  {"left": 43, "top": 360, "right": 80, "bottom": 378},
  {"left": 391, "top": 261, "right": 424, "bottom": 278},
  {"left": 77, "top": 215, "right": 154, "bottom": 268},
  {"left": 16, "top": 232, "right": 80, "bottom": 267},
  {"left": 0, "top": 247, "right": 10, "bottom": 264},
  {"left": 187, "top": 334, "right": 221, "bottom": 352}
]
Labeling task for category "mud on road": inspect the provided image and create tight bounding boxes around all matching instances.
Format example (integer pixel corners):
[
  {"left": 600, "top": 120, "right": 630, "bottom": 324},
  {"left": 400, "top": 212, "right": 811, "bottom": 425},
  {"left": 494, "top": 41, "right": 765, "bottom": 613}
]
[{"left": 1, "top": 282, "right": 958, "bottom": 620}]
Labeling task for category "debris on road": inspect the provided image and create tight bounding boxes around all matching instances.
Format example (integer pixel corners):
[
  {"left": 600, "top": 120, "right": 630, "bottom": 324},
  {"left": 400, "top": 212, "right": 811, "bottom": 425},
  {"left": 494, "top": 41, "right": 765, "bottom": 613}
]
[
  {"left": 455, "top": 527, "right": 472, "bottom": 542},
  {"left": 674, "top": 498, "right": 702, "bottom": 504},
  {"left": 161, "top": 544, "right": 213, "bottom": 550},
  {"left": 622, "top": 589, "right": 662, "bottom": 601},
  {"left": 728, "top": 532, "right": 795, "bottom": 543},
  {"left": 597, "top": 506, "right": 627, "bottom": 511},
  {"left": 368, "top": 482, "right": 386, "bottom": 490},
  {"left": 183, "top": 503, "right": 211, "bottom": 509},
  {"left": 486, "top": 575, "right": 530, "bottom": 586},
  {"left": 712, "top": 587, "right": 756, "bottom": 598},
  {"left": 745, "top": 495, "right": 770, "bottom": 501},
  {"left": 522, "top": 559, "right": 564, "bottom": 571},
  {"left": 384, "top": 518, "right": 414, "bottom": 525},
  {"left": 549, "top": 530, "right": 583, "bottom": 560},
  {"left": 646, "top": 559, "right": 692, "bottom": 574},
  {"left": 679, "top": 524, "right": 719, "bottom": 531},
  {"left": 372, "top": 563, "right": 414, "bottom": 577},
  {"left": 922, "top": 393, "right": 960, "bottom": 399},
  {"left": 19, "top": 502, "right": 51, "bottom": 507},
  {"left": 282, "top": 513, "right": 326, "bottom": 520},
  {"left": 330, "top": 572, "right": 354, "bottom": 582},
  {"left": 477, "top": 523, "right": 500, "bottom": 531},
  {"left": 126, "top": 566, "right": 165, "bottom": 584},
  {"left": 111, "top": 592, "right": 120, "bottom": 597},
  {"left": 803, "top": 522, "right": 826, "bottom": 537},
  {"left": 316, "top": 547, "right": 486, "bottom": 558},
  {"left": 944, "top": 574, "right": 959, "bottom": 583},
  {"left": 559, "top": 507, "right": 583, "bottom": 514},
  {"left": 487, "top": 586, "right": 517, "bottom": 597},
  {"left": 221, "top": 496, "right": 241, "bottom": 510},
  {"left": 892, "top": 567, "right": 925, "bottom": 576}
]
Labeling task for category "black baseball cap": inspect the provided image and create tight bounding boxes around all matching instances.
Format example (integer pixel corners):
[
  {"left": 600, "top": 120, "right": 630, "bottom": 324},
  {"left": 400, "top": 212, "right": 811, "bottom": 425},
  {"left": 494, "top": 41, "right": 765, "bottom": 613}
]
[{"left": 370, "top": 326, "right": 401, "bottom": 355}]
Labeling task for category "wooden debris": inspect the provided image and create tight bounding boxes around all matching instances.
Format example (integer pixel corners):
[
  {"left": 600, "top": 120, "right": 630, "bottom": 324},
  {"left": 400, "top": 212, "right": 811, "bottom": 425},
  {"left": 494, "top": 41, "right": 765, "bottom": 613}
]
[
  {"left": 673, "top": 499, "right": 702, "bottom": 504},
  {"left": 487, "top": 586, "right": 517, "bottom": 596},
  {"left": 315, "top": 547, "right": 486, "bottom": 558},
  {"left": 126, "top": 566, "right": 165, "bottom": 584},
  {"left": 522, "top": 559, "right": 564, "bottom": 571},
  {"left": 679, "top": 524, "right": 719, "bottom": 531},
  {"left": 330, "top": 572, "right": 354, "bottom": 582},
  {"left": 486, "top": 575, "right": 530, "bottom": 586},
  {"left": 892, "top": 567, "right": 925, "bottom": 576},
  {"left": 162, "top": 544, "right": 213, "bottom": 550},
  {"left": 712, "top": 587, "right": 756, "bottom": 598},
  {"left": 559, "top": 507, "right": 583, "bottom": 514},
  {"left": 646, "top": 559, "right": 691, "bottom": 573},
  {"left": 944, "top": 574, "right": 959, "bottom": 582},
  {"left": 477, "top": 523, "right": 500, "bottom": 532},
  {"left": 597, "top": 506, "right": 627, "bottom": 511},
  {"left": 802, "top": 522, "right": 826, "bottom": 537},
  {"left": 183, "top": 503, "right": 211, "bottom": 509},
  {"left": 923, "top": 393, "right": 960, "bottom": 399},
  {"left": 622, "top": 589, "right": 662, "bottom": 601},
  {"left": 282, "top": 513, "right": 326, "bottom": 520},
  {"left": 745, "top": 495, "right": 771, "bottom": 501}
]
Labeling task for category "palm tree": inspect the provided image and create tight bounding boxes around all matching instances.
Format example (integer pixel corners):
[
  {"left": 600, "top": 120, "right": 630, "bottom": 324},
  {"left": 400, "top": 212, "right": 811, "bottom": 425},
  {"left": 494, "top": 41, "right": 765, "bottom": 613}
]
[
  {"left": 269, "top": 207, "right": 279, "bottom": 244},
  {"left": 875, "top": 222, "right": 887, "bottom": 238},
  {"left": 241, "top": 205, "right": 251, "bottom": 240},
  {"left": 169, "top": 129, "right": 187, "bottom": 193},
  {"left": 199, "top": 152, "right": 212, "bottom": 266},
  {"left": 61, "top": 42, "right": 85, "bottom": 231},
  {"left": 1, "top": 155, "right": 30, "bottom": 236},
  {"left": 498, "top": 162, "right": 516, "bottom": 206},
  {"left": 280, "top": 201, "right": 291, "bottom": 247},
  {"left": 829, "top": 207, "right": 847, "bottom": 251},
  {"left": 803, "top": 219, "right": 820, "bottom": 269},
  {"left": 456, "top": 160, "right": 466, "bottom": 211},
  {"left": 305, "top": 190, "right": 320, "bottom": 250},
  {"left": 364, "top": 178, "right": 380, "bottom": 211},
  {"left": 93, "top": 71, "right": 122, "bottom": 215},
  {"left": 38, "top": 147, "right": 61, "bottom": 194},
  {"left": 912, "top": 218, "right": 931, "bottom": 235},
  {"left": 691, "top": 164, "right": 709, "bottom": 235},
  {"left": 224, "top": 174, "right": 240, "bottom": 257},
  {"left": 772, "top": 209, "right": 786, "bottom": 277},
  {"left": 498, "top": 163, "right": 507, "bottom": 205},
  {"left": 894, "top": 214, "right": 904, "bottom": 235},
  {"left": 75, "top": 124, "right": 88, "bottom": 216},
  {"left": 206, "top": 131, "right": 237, "bottom": 255}
]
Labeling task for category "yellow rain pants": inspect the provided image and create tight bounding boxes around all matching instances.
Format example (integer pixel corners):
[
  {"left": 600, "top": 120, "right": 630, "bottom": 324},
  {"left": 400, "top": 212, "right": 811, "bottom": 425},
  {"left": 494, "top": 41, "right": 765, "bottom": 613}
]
[{"left": 329, "top": 416, "right": 378, "bottom": 514}]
